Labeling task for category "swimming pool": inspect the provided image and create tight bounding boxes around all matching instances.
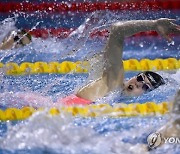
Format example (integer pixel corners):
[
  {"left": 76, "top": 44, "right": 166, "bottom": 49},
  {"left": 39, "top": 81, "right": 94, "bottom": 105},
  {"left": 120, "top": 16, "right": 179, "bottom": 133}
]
[{"left": 0, "top": 0, "right": 180, "bottom": 153}]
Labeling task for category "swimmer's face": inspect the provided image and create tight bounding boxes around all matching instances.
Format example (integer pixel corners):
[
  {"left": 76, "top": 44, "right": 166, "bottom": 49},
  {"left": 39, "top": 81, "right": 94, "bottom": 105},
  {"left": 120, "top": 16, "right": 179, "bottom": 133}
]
[
  {"left": 14, "top": 33, "right": 32, "bottom": 48},
  {"left": 3, "top": 30, "right": 32, "bottom": 49},
  {"left": 123, "top": 73, "right": 153, "bottom": 96}
]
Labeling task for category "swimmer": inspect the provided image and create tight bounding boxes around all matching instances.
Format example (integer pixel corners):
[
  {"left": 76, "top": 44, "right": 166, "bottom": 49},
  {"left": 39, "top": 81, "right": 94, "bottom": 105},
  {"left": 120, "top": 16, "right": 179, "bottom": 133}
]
[
  {"left": 152, "top": 90, "right": 180, "bottom": 149},
  {"left": 0, "top": 29, "right": 32, "bottom": 50},
  {"left": 3, "top": 18, "right": 179, "bottom": 106},
  {"left": 142, "top": 90, "right": 180, "bottom": 151},
  {"left": 73, "top": 18, "right": 180, "bottom": 102}
]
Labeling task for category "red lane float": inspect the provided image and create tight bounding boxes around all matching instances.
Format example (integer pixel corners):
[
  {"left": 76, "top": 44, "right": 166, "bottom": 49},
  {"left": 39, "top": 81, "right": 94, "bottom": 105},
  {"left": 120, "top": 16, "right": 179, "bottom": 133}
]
[
  {"left": 0, "top": 1, "right": 179, "bottom": 13},
  {"left": 29, "top": 28, "right": 179, "bottom": 39},
  {"left": 29, "top": 28, "right": 74, "bottom": 39}
]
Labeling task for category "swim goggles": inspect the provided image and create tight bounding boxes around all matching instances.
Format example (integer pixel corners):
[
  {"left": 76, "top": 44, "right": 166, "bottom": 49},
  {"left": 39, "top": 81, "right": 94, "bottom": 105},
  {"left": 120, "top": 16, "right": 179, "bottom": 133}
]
[
  {"left": 136, "top": 73, "right": 153, "bottom": 92},
  {"left": 12, "top": 30, "right": 32, "bottom": 46},
  {"left": 13, "top": 35, "right": 25, "bottom": 46}
]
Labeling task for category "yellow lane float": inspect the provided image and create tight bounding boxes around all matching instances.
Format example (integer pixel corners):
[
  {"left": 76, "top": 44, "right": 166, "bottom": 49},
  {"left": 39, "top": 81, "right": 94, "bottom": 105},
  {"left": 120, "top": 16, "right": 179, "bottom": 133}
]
[
  {"left": 0, "top": 102, "right": 170, "bottom": 121},
  {"left": 0, "top": 58, "right": 179, "bottom": 75}
]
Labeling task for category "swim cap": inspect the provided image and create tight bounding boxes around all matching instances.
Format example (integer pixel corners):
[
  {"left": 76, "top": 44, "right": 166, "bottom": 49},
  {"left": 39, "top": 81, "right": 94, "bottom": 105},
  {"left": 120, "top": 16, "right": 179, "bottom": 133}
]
[{"left": 144, "top": 71, "right": 165, "bottom": 89}]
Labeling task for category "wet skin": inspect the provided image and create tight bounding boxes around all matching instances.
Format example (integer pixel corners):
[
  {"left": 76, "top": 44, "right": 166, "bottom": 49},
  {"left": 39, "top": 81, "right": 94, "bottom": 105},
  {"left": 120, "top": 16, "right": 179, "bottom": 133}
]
[{"left": 123, "top": 73, "right": 153, "bottom": 96}]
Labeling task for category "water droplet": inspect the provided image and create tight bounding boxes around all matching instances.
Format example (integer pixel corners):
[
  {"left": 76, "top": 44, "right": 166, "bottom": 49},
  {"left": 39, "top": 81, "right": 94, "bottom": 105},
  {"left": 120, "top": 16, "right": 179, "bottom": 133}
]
[
  {"left": 139, "top": 42, "right": 143, "bottom": 48},
  {"left": 167, "top": 41, "right": 175, "bottom": 46},
  {"left": 48, "top": 7, "right": 52, "bottom": 11}
]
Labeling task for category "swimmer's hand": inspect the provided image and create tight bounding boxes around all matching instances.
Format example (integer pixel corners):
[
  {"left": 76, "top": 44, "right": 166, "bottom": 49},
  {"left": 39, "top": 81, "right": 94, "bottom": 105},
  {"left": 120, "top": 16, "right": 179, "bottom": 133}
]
[{"left": 156, "top": 18, "right": 180, "bottom": 42}]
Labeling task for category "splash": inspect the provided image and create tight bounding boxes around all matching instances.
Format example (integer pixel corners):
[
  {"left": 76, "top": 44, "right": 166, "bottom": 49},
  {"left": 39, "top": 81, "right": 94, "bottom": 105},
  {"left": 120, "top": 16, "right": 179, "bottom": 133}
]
[
  {"left": 0, "top": 110, "right": 169, "bottom": 154},
  {"left": 0, "top": 17, "right": 17, "bottom": 42},
  {"left": 0, "top": 10, "right": 179, "bottom": 154}
]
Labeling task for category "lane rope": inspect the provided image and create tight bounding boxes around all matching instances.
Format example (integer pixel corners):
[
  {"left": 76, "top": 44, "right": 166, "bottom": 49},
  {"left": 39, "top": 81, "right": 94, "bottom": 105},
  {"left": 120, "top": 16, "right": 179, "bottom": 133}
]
[
  {"left": 0, "top": 102, "right": 170, "bottom": 121},
  {"left": 0, "top": 1, "right": 179, "bottom": 13},
  {"left": 1, "top": 58, "right": 179, "bottom": 75}
]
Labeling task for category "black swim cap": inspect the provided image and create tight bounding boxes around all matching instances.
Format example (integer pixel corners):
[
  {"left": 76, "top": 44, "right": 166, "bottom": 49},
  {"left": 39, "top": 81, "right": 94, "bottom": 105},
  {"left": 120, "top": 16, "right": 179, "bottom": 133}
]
[{"left": 144, "top": 71, "right": 165, "bottom": 89}]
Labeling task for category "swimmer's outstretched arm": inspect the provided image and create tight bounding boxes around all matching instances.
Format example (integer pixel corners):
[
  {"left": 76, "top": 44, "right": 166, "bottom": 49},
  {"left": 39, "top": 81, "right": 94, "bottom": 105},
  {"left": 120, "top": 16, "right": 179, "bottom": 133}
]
[
  {"left": 112, "top": 18, "right": 179, "bottom": 41},
  {"left": 77, "top": 18, "right": 180, "bottom": 101}
]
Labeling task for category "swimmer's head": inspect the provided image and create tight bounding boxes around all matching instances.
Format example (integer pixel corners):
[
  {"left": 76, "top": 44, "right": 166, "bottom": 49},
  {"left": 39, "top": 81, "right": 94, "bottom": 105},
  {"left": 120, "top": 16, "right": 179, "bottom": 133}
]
[
  {"left": 1, "top": 29, "right": 32, "bottom": 50},
  {"left": 13, "top": 29, "right": 32, "bottom": 48},
  {"left": 123, "top": 71, "right": 165, "bottom": 96}
]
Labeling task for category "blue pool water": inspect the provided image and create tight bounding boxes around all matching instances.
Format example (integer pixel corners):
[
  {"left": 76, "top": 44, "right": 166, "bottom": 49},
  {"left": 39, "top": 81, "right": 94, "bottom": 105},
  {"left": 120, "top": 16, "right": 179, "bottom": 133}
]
[{"left": 0, "top": 1, "right": 180, "bottom": 153}]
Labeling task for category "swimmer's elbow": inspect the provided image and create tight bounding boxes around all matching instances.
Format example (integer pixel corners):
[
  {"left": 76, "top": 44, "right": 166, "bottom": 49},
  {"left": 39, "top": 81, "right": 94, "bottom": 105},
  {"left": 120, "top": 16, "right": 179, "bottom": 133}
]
[{"left": 110, "top": 24, "right": 126, "bottom": 38}]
